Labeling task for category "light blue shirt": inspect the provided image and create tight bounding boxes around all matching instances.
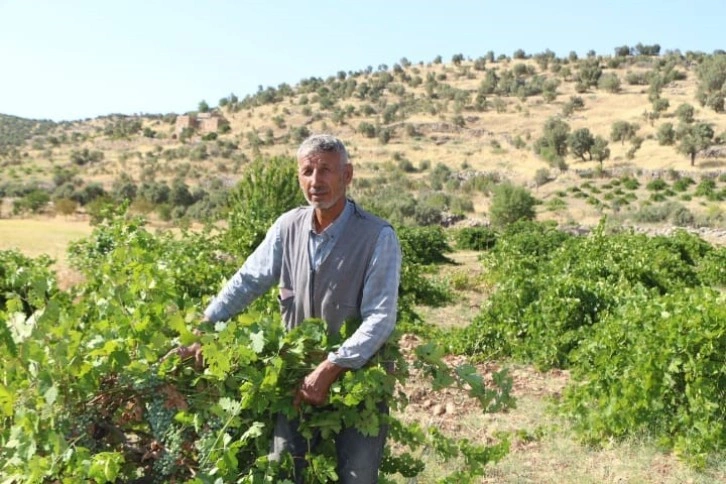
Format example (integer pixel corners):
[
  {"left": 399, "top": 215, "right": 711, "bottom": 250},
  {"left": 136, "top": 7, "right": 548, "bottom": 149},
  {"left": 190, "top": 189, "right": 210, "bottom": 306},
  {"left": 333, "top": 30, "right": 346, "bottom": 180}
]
[{"left": 204, "top": 201, "right": 401, "bottom": 369}]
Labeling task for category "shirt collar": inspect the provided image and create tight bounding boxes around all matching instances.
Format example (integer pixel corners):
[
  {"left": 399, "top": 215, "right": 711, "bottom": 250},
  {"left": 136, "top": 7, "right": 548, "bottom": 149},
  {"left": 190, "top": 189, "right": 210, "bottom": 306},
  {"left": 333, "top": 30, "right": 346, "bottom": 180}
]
[{"left": 308, "top": 199, "right": 353, "bottom": 239}]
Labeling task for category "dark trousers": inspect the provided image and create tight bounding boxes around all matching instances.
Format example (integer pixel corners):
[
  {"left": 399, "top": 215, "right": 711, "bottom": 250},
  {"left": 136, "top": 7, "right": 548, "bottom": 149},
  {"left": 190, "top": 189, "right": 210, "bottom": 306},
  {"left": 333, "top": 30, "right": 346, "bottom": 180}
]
[{"left": 269, "top": 403, "right": 388, "bottom": 483}]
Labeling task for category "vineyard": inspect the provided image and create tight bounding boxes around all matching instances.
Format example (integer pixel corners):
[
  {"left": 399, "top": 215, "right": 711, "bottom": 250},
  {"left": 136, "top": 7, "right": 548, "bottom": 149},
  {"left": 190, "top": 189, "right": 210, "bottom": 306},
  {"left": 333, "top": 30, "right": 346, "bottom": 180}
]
[{"left": 1, "top": 161, "right": 725, "bottom": 482}]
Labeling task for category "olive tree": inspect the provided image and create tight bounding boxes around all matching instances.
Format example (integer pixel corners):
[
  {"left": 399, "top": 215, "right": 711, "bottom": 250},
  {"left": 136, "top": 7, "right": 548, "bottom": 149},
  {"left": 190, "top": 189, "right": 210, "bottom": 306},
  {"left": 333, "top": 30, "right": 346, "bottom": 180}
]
[
  {"left": 568, "top": 128, "right": 595, "bottom": 161},
  {"left": 696, "top": 54, "right": 726, "bottom": 112},
  {"left": 677, "top": 123, "right": 714, "bottom": 166}
]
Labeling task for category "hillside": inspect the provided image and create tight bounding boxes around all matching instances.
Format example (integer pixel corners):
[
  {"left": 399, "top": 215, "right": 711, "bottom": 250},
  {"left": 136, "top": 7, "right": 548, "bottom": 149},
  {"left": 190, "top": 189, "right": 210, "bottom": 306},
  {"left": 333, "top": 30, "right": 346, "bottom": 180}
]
[{"left": 1, "top": 47, "right": 725, "bottom": 232}]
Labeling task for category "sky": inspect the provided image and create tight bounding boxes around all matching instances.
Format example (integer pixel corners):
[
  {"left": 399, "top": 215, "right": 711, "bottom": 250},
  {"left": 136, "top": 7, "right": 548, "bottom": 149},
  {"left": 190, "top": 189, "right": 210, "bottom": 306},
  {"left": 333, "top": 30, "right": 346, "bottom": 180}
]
[{"left": 1, "top": 0, "right": 724, "bottom": 122}]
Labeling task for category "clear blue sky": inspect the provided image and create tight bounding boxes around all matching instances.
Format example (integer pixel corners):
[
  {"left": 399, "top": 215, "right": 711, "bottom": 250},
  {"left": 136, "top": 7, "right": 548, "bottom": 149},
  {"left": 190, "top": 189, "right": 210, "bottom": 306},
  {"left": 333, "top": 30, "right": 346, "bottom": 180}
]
[{"left": 1, "top": 0, "right": 723, "bottom": 121}]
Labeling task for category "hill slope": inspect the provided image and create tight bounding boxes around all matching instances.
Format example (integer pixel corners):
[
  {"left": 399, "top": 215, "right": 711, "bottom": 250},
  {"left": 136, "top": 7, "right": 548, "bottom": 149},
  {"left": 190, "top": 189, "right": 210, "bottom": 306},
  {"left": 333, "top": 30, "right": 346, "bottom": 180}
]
[{"left": 1, "top": 49, "right": 725, "bottom": 230}]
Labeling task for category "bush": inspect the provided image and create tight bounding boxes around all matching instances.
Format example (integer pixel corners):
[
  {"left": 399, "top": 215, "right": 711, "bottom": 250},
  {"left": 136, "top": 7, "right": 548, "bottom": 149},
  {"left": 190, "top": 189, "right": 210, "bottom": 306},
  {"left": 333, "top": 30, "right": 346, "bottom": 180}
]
[
  {"left": 562, "top": 288, "right": 725, "bottom": 463},
  {"left": 646, "top": 178, "right": 669, "bottom": 191},
  {"left": 488, "top": 182, "right": 537, "bottom": 228},
  {"left": 454, "top": 227, "right": 498, "bottom": 251},
  {"left": 657, "top": 123, "right": 676, "bottom": 145}
]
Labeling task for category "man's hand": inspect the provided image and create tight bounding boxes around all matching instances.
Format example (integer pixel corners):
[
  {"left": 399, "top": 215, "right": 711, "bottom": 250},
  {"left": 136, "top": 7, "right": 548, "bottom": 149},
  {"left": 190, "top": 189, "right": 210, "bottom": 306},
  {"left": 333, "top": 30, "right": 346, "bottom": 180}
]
[
  {"left": 163, "top": 325, "right": 206, "bottom": 370},
  {"left": 174, "top": 341, "right": 204, "bottom": 370},
  {"left": 294, "top": 359, "right": 346, "bottom": 408}
]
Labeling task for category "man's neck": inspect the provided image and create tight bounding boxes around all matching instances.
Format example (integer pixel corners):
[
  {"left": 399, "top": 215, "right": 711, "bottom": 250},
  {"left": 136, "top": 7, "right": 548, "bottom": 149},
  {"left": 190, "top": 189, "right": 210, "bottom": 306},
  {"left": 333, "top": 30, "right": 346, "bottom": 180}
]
[{"left": 313, "top": 199, "right": 347, "bottom": 233}]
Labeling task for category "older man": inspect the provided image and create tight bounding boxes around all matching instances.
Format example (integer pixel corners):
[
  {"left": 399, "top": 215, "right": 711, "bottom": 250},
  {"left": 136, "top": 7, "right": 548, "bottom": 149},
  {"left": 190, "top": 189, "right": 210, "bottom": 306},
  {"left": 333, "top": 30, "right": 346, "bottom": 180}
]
[{"left": 200, "top": 134, "right": 401, "bottom": 483}]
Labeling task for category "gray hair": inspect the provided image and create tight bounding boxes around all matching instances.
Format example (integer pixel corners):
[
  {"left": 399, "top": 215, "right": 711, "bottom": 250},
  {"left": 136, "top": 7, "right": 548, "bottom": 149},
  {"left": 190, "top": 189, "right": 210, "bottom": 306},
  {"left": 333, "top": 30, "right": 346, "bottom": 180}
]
[{"left": 296, "top": 134, "right": 349, "bottom": 165}]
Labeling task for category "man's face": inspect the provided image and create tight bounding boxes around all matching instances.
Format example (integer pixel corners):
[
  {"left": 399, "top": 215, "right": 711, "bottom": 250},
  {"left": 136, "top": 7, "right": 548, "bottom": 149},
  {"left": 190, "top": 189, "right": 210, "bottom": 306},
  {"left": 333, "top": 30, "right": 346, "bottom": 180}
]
[{"left": 297, "top": 151, "right": 352, "bottom": 211}]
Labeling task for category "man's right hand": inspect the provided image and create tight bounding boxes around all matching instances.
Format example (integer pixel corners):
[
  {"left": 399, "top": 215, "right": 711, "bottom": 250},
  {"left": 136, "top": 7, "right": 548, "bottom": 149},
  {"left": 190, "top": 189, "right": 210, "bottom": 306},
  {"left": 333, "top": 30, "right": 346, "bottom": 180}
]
[{"left": 166, "top": 341, "right": 204, "bottom": 370}]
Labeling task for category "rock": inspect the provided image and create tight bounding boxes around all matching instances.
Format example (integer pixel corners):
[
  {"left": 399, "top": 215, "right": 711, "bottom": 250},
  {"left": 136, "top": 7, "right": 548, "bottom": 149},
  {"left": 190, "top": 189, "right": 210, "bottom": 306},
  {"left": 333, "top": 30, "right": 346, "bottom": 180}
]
[{"left": 432, "top": 404, "right": 445, "bottom": 416}]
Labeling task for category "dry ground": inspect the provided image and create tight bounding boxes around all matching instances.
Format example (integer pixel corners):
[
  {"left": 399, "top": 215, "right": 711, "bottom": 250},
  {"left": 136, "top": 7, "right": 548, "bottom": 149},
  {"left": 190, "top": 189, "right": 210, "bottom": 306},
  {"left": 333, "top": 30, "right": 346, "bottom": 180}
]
[{"left": 0, "top": 216, "right": 92, "bottom": 288}]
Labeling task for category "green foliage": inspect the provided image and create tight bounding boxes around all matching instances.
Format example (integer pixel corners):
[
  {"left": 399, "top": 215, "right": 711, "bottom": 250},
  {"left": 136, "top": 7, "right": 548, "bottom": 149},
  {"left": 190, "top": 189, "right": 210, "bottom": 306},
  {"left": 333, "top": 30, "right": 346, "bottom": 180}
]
[
  {"left": 397, "top": 225, "right": 454, "bottom": 265},
  {"left": 677, "top": 122, "right": 714, "bottom": 166},
  {"left": 70, "top": 148, "right": 104, "bottom": 166},
  {"left": 611, "top": 120, "right": 640, "bottom": 145},
  {"left": 577, "top": 59, "right": 602, "bottom": 88},
  {"left": 454, "top": 227, "right": 498, "bottom": 251},
  {"left": 12, "top": 189, "right": 51, "bottom": 214},
  {"left": 591, "top": 136, "right": 610, "bottom": 167},
  {"left": 534, "top": 117, "right": 570, "bottom": 158},
  {"left": 103, "top": 118, "right": 142, "bottom": 139},
  {"left": 598, "top": 73, "right": 621, "bottom": 93},
  {"left": 225, "top": 156, "right": 306, "bottom": 258},
  {"left": 488, "top": 183, "right": 537, "bottom": 227},
  {"left": 449, "top": 224, "right": 720, "bottom": 377},
  {"left": 562, "top": 288, "right": 725, "bottom": 464},
  {"left": 568, "top": 128, "right": 595, "bottom": 161},
  {"left": 675, "top": 103, "right": 696, "bottom": 124},
  {"left": 657, "top": 122, "right": 676, "bottom": 145},
  {"left": 1, "top": 215, "right": 513, "bottom": 482},
  {"left": 0, "top": 114, "right": 56, "bottom": 149},
  {"left": 357, "top": 121, "right": 376, "bottom": 138},
  {"left": 695, "top": 54, "right": 726, "bottom": 112},
  {"left": 632, "top": 201, "right": 693, "bottom": 225},
  {"left": 646, "top": 178, "right": 669, "bottom": 191}
]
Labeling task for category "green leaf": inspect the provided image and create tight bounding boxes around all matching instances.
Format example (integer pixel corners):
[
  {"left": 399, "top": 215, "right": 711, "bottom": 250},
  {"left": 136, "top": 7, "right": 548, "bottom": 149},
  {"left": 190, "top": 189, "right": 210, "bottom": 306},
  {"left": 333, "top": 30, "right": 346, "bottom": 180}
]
[
  {"left": 250, "top": 330, "right": 265, "bottom": 354},
  {"left": 0, "top": 385, "right": 15, "bottom": 417}
]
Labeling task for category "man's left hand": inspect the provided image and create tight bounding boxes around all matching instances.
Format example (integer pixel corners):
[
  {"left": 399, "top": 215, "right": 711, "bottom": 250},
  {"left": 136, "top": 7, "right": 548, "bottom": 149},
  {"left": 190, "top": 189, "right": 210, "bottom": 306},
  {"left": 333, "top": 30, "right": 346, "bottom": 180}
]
[{"left": 294, "top": 359, "right": 345, "bottom": 408}]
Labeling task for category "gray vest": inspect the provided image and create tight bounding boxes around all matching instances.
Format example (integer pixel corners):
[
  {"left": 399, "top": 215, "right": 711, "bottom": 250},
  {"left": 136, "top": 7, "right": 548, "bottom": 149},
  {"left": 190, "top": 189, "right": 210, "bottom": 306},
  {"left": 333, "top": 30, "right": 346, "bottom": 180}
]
[{"left": 278, "top": 202, "right": 390, "bottom": 334}]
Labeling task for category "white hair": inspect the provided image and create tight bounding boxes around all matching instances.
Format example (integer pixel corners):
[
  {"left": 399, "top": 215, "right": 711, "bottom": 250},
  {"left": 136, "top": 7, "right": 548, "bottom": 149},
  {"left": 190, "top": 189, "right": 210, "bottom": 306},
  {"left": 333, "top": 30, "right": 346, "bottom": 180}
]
[{"left": 296, "top": 134, "right": 349, "bottom": 165}]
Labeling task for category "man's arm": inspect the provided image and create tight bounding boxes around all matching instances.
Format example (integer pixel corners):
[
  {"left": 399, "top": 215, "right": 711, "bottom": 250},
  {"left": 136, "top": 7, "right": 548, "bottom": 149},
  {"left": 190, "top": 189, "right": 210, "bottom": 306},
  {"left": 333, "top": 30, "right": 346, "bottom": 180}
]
[
  {"left": 203, "top": 219, "right": 284, "bottom": 323},
  {"left": 329, "top": 226, "right": 401, "bottom": 368},
  {"left": 296, "top": 227, "right": 401, "bottom": 406}
]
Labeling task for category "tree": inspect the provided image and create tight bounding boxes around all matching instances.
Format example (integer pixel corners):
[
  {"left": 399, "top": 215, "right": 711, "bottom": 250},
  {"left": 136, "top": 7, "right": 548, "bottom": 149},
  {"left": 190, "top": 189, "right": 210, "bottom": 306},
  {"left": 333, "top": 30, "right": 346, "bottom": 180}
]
[
  {"left": 489, "top": 182, "right": 537, "bottom": 227},
  {"left": 591, "top": 136, "right": 611, "bottom": 169},
  {"left": 451, "top": 53, "right": 465, "bottom": 65},
  {"left": 598, "top": 73, "right": 621, "bottom": 93},
  {"left": 70, "top": 148, "right": 104, "bottom": 166},
  {"left": 614, "top": 45, "right": 632, "bottom": 57},
  {"left": 198, "top": 100, "right": 210, "bottom": 113},
  {"left": 695, "top": 54, "right": 726, "bottom": 112},
  {"left": 610, "top": 121, "right": 639, "bottom": 145},
  {"left": 513, "top": 49, "right": 527, "bottom": 59},
  {"left": 577, "top": 59, "right": 602, "bottom": 87},
  {"left": 535, "top": 117, "right": 571, "bottom": 158},
  {"left": 112, "top": 174, "right": 138, "bottom": 202},
  {"left": 675, "top": 103, "right": 695, "bottom": 124},
  {"left": 677, "top": 122, "right": 714, "bottom": 166},
  {"left": 568, "top": 128, "right": 595, "bottom": 161},
  {"left": 54, "top": 198, "right": 78, "bottom": 216},
  {"left": 226, "top": 156, "right": 305, "bottom": 256},
  {"left": 657, "top": 123, "right": 676, "bottom": 145},
  {"left": 635, "top": 43, "right": 661, "bottom": 56},
  {"left": 652, "top": 97, "right": 669, "bottom": 114}
]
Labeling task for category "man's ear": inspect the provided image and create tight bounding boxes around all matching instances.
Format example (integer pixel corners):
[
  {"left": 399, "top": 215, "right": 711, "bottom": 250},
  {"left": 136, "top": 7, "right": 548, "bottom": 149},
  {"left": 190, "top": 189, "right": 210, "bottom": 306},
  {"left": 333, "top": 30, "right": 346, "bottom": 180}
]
[{"left": 344, "top": 163, "right": 353, "bottom": 185}]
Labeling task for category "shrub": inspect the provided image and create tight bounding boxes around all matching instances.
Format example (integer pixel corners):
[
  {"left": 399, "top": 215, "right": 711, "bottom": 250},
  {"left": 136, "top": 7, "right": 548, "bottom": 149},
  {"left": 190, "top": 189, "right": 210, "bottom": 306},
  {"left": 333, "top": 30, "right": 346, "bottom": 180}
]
[
  {"left": 488, "top": 183, "right": 537, "bottom": 227},
  {"left": 646, "top": 178, "right": 669, "bottom": 191},
  {"left": 454, "top": 227, "right": 498, "bottom": 251}
]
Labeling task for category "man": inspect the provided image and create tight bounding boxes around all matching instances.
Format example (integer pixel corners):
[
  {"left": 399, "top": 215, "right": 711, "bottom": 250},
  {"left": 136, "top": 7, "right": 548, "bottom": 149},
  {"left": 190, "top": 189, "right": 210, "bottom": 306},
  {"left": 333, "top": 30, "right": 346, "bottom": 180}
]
[{"left": 196, "top": 134, "right": 401, "bottom": 483}]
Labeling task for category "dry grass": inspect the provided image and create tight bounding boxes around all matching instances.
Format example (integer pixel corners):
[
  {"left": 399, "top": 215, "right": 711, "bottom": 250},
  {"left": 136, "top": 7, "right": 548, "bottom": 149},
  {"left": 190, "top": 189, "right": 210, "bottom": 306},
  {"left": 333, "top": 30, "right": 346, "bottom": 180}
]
[{"left": 0, "top": 217, "right": 92, "bottom": 288}]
